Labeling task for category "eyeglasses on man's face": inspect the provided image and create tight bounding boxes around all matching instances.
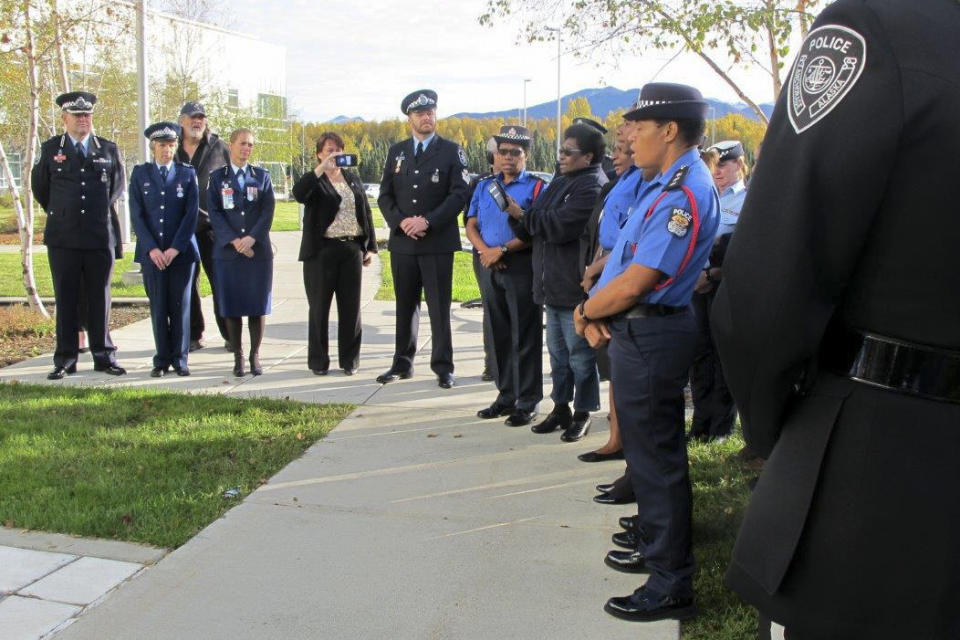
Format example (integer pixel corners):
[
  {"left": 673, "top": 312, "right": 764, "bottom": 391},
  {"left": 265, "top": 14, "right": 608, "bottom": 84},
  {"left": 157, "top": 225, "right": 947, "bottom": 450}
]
[
  {"left": 558, "top": 147, "right": 582, "bottom": 157},
  {"left": 497, "top": 148, "right": 524, "bottom": 157}
]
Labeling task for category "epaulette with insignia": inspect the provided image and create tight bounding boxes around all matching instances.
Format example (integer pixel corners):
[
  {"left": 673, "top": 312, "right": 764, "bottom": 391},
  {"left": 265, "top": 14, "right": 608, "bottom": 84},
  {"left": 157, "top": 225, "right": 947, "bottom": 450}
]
[
  {"left": 175, "top": 161, "right": 193, "bottom": 168},
  {"left": 663, "top": 165, "right": 690, "bottom": 191}
]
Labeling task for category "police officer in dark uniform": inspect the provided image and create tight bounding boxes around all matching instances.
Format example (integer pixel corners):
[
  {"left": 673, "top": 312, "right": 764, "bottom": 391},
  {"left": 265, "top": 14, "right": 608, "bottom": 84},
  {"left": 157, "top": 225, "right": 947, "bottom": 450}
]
[
  {"left": 376, "top": 90, "right": 469, "bottom": 388},
  {"left": 575, "top": 83, "right": 719, "bottom": 622},
  {"left": 466, "top": 125, "right": 546, "bottom": 426},
  {"left": 713, "top": 0, "right": 960, "bottom": 636},
  {"left": 129, "top": 122, "right": 200, "bottom": 377},
  {"left": 32, "top": 91, "right": 126, "bottom": 380},
  {"left": 176, "top": 101, "right": 231, "bottom": 351}
]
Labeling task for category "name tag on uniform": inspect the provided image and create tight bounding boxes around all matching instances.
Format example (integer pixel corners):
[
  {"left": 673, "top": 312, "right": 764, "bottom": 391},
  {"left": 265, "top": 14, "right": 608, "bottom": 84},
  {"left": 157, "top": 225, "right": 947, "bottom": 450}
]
[
  {"left": 222, "top": 183, "right": 235, "bottom": 210},
  {"left": 246, "top": 185, "right": 258, "bottom": 201},
  {"left": 431, "top": 169, "right": 440, "bottom": 184},
  {"left": 101, "top": 170, "right": 108, "bottom": 183},
  {"left": 177, "top": 183, "right": 184, "bottom": 198},
  {"left": 394, "top": 152, "right": 405, "bottom": 174}
]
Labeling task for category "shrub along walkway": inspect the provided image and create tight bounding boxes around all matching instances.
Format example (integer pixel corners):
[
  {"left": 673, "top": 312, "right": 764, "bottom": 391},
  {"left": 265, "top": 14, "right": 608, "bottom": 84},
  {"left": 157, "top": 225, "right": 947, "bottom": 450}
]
[{"left": 0, "top": 231, "right": 684, "bottom": 639}]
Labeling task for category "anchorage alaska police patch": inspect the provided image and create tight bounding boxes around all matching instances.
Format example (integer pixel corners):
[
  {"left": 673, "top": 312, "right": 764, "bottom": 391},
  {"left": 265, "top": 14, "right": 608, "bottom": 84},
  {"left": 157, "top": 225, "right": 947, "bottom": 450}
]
[
  {"left": 787, "top": 24, "right": 866, "bottom": 134},
  {"left": 667, "top": 208, "right": 692, "bottom": 238}
]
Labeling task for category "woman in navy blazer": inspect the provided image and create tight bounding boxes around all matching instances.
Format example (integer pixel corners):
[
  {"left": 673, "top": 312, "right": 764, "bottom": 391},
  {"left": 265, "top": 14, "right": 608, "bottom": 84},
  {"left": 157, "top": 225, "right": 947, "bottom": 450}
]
[
  {"left": 129, "top": 122, "right": 200, "bottom": 376},
  {"left": 208, "top": 128, "right": 274, "bottom": 376}
]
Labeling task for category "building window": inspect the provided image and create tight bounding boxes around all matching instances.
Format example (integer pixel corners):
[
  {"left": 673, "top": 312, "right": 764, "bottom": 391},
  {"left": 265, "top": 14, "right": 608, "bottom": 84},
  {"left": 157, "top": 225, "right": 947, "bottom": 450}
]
[
  {"left": 227, "top": 89, "right": 239, "bottom": 108},
  {"left": 0, "top": 152, "right": 21, "bottom": 189},
  {"left": 257, "top": 93, "right": 285, "bottom": 120}
]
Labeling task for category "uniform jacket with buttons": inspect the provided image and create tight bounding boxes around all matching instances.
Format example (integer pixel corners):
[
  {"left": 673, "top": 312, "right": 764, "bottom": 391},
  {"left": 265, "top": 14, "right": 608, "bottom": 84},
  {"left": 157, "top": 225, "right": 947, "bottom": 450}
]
[
  {"left": 207, "top": 165, "right": 274, "bottom": 262},
  {"left": 377, "top": 135, "right": 468, "bottom": 255},
  {"left": 33, "top": 134, "right": 125, "bottom": 253},
  {"left": 128, "top": 161, "right": 200, "bottom": 267}
]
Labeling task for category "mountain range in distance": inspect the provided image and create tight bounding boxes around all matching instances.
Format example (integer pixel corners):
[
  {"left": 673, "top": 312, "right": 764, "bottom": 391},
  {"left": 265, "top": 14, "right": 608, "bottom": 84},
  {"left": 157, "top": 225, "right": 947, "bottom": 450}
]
[{"left": 326, "top": 86, "right": 774, "bottom": 124}]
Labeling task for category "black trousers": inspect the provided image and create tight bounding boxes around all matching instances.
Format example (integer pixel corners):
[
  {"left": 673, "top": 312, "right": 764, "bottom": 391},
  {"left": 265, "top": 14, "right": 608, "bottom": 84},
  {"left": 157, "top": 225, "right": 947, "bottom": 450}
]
[
  {"left": 190, "top": 227, "right": 228, "bottom": 342},
  {"left": 142, "top": 260, "right": 194, "bottom": 370},
  {"left": 390, "top": 251, "right": 454, "bottom": 375},
  {"left": 48, "top": 246, "right": 117, "bottom": 369},
  {"left": 609, "top": 311, "right": 697, "bottom": 599},
  {"left": 477, "top": 252, "right": 542, "bottom": 410},
  {"left": 471, "top": 251, "right": 495, "bottom": 375},
  {"left": 302, "top": 239, "right": 364, "bottom": 371},
  {"left": 689, "top": 288, "right": 736, "bottom": 438}
]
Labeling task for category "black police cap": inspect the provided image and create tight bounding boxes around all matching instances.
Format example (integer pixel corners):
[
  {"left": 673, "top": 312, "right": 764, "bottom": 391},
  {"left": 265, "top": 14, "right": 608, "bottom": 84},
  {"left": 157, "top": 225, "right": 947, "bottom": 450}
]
[
  {"left": 624, "top": 83, "right": 708, "bottom": 121},
  {"left": 401, "top": 90, "right": 438, "bottom": 115},
  {"left": 179, "top": 101, "right": 206, "bottom": 117},
  {"left": 144, "top": 121, "right": 182, "bottom": 141},
  {"left": 56, "top": 91, "right": 97, "bottom": 114},
  {"left": 572, "top": 117, "right": 607, "bottom": 134},
  {"left": 709, "top": 140, "right": 745, "bottom": 162},
  {"left": 494, "top": 125, "right": 532, "bottom": 146}
]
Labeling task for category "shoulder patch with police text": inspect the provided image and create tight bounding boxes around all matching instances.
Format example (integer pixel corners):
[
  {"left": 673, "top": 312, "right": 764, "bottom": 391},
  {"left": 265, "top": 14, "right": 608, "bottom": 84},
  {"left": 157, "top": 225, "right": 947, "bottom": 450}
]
[
  {"left": 667, "top": 208, "right": 691, "bottom": 237},
  {"left": 787, "top": 24, "right": 866, "bottom": 134},
  {"left": 457, "top": 147, "right": 468, "bottom": 167}
]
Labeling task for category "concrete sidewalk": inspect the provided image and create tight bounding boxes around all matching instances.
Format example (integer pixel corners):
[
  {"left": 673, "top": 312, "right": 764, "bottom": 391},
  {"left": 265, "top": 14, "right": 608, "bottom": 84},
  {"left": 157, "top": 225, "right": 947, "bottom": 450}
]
[{"left": 0, "top": 232, "right": 676, "bottom": 639}]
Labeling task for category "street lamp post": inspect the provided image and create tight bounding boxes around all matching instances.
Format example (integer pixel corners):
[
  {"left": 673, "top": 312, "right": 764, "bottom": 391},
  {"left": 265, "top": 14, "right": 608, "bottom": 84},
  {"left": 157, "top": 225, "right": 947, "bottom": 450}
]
[
  {"left": 707, "top": 106, "right": 716, "bottom": 145},
  {"left": 544, "top": 27, "right": 562, "bottom": 156},
  {"left": 522, "top": 78, "right": 532, "bottom": 126}
]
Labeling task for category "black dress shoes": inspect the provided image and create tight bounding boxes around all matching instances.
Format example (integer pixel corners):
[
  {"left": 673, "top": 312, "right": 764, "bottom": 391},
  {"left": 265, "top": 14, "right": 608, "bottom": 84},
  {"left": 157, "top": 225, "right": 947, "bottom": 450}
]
[
  {"left": 249, "top": 354, "right": 263, "bottom": 376},
  {"left": 604, "top": 549, "right": 646, "bottom": 573},
  {"left": 504, "top": 409, "right": 537, "bottom": 427},
  {"left": 342, "top": 367, "right": 357, "bottom": 376},
  {"left": 376, "top": 368, "right": 412, "bottom": 384},
  {"left": 312, "top": 368, "right": 328, "bottom": 376},
  {"left": 612, "top": 530, "right": 640, "bottom": 550},
  {"left": 477, "top": 403, "right": 514, "bottom": 419},
  {"left": 47, "top": 365, "right": 76, "bottom": 380},
  {"left": 604, "top": 586, "right": 696, "bottom": 622},
  {"left": 94, "top": 364, "right": 127, "bottom": 376},
  {"left": 150, "top": 367, "right": 167, "bottom": 378},
  {"left": 596, "top": 483, "right": 615, "bottom": 494},
  {"left": 593, "top": 492, "right": 636, "bottom": 505},
  {"left": 438, "top": 373, "right": 455, "bottom": 388},
  {"left": 560, "top": 413, "right": 591, "bottom": 442},
  {"left": 531, "top": 405, "right": 572, "bottom": 434},
  {"left": 481, "top": 368, "right": 494, "bottom": 382},
  {"left": 174, "top": 367, "right": 190, "bottom": 377},
  {"left": 578, "top": 449, "right": 625, "bottom": 463},
  {"left": 619, "top": 516, "right": 637, "bottom": 532},
  {"left": 189, "top": 339, "right": 204, "bottom": 352}
]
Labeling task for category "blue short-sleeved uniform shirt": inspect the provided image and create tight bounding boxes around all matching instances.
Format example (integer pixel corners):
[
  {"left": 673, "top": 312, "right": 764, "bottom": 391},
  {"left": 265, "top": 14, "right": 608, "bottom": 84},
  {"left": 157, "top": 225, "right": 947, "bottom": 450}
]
[
  {"left": 597, "top": 165, "right": 643, "bottom": 251},
  {"left": 466, "top": 170, "right": 542, "bottom": 247},
  {"left": 718, "top": 179, "right": 747, "bottom": 236},
  {"left": 592, "top": 147, "right": 720, "bottom": 307}
]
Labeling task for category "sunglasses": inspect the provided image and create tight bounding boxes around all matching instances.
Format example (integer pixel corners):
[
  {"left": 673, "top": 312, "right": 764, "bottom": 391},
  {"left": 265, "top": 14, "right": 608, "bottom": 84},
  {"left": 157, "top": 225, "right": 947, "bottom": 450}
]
[
  {"left": 558, "top": 147, "right": 582, "bottom": 157},
  {"left": 497, "top": 148, "right": 524, "bottom": 157}
]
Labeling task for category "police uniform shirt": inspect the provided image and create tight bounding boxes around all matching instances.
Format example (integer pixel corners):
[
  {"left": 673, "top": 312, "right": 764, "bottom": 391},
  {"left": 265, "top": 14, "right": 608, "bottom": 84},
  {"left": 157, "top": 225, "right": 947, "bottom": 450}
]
[
  {"left": 597, "top": 165, "right": 643, "bottom": 251},
  {"left": 718, "top": 179, "right": 746, "bottom": 236},
  {"left": 466, "top": 171, "right": 541, "bottom": 247},
  {"left": 593, "top": 147, "right": 719, "bottom": 306}
]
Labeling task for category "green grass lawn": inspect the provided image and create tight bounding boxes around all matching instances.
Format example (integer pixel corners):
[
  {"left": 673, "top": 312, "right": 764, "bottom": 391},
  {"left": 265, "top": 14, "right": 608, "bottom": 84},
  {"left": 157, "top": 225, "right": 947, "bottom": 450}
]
[
  {"left": 376, "top": 249, "right": 480, "bottom": 302},
  {"left": 684, "top": 433, "right": 757, "bottom": 638},
  {"left": 0, "top": 382, "right": 353, "bottom": 548},
  {"left": 272, "top": 198, "right": 384, "bottom": 232},
  {"left": 0, "top": 253, "right": 212, "bottom": 298}
]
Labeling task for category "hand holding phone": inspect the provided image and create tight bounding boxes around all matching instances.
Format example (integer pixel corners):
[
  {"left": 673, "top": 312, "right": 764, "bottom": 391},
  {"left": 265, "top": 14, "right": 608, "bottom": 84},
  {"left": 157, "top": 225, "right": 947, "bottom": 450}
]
[{"left": 335, "top": 154, "right": 359, "bottom": 168}]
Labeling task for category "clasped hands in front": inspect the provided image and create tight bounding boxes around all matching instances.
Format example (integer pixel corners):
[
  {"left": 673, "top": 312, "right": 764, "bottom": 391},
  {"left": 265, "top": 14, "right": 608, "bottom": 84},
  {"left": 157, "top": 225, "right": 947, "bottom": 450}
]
[
  {"left": 399, "top": 216, "right": 429, "bottom": 239},
  {"left": 147, "top": 247, "right": 181, "bottom": 271},
  {"left": 573, "top": 308, "right": 611, "bottom": 349},
  {"left": 231, "top": 236, "right": 256, "bottom": 258}
]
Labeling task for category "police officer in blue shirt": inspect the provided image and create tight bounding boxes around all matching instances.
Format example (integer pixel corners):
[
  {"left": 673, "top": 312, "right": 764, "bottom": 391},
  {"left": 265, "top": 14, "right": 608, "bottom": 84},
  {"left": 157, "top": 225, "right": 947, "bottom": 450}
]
[
  {"left": 466, "top": 125, "right": 546, "bottom": 426},
  {"left": 688, "top": 139, "right": 748, "bottom": 442},
  {"left": 129, "top": 122, "right": 200, "bottom": 377},
  {"left": 574, "top": 82, "right": 720, "bottom": 622}
]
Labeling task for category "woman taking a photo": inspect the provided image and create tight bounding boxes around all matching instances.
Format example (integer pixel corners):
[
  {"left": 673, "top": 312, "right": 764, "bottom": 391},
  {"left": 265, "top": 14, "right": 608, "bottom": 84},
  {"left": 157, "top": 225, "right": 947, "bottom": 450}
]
[
  {"left": 208, "top": 128, "right": 275, "bottom": 377},
  {"left": 293, "top": 132, "right": 376, "bottom": 376}
]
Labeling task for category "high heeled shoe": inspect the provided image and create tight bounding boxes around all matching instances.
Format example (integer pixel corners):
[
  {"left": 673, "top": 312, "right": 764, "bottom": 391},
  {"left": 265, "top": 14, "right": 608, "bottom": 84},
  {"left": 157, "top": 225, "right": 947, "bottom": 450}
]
[
  {"left": 233, "top": 351, "right": 246, "bottom": 377},
  {"left": 249, "top": 353, "right": 263, "bottom": 376}
]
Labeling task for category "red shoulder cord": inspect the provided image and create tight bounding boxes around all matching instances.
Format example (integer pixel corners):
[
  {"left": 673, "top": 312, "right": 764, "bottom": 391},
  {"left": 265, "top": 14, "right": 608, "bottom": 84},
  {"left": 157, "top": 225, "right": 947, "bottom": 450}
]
[{"left": 639, "top": 186, "right": 701, "bottom": 291}]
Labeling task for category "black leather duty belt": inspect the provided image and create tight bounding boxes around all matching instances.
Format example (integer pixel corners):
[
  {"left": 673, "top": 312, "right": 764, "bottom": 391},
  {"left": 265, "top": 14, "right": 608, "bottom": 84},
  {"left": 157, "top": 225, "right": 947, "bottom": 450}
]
[
  {"left": 616, "top": 303, "right": 687, "bottom": 320},
  {"left": 824, "top": 330, "right": 960, "bottom": 404}
]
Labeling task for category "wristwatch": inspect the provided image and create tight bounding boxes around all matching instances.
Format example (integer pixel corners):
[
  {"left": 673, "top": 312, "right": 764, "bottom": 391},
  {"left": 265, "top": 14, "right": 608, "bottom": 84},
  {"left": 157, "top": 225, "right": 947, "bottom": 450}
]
[
  {"left": 500, "top": 245, "right": 509, "bottom": 255},
  {"left": 578, "top": 300, "right": 592, "bottom": 322}
]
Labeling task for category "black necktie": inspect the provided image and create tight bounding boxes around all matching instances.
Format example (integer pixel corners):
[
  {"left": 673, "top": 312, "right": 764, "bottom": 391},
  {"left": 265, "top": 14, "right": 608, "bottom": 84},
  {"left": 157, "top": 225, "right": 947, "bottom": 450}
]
[
  {"left": 159, "top": 166, "right": 168, "bottom": 180},
  {"left": 415, "top": 141, "right": 423, "bottom": 158},
  {"left": 76, "top": 142, "right": 85, "bottom": 159}
]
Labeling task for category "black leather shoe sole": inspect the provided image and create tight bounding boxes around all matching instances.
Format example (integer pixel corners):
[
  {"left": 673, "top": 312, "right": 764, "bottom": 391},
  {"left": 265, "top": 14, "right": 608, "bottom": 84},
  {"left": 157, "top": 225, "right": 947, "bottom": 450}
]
[
  {"left": 94, "top": 365, "right": 126, "bottom": 376},
  {"left": 477, "top": 405, "right": 514, "bottom": 419},
  {"left": 604, "top": 599, "right": 697, "bottom": 622},
  {"left": 578, "top": 449, "right": 625, "bottom": 463},
  {"left": 376, "top": 370, "right": 413, "bottom": 384},
  {"left": 604, "top": 551, "right": 647, "bottom": 574},
  {"left": 47, "top": 365, "right": 76, "bottom": 380},
  {"left": 561, "top": 419, "right": 592, "bottom": 442},
  {"left": 612, "top": 530, "right": 639, "bottom": 550},
  {"left": 596, "top": 483, "right": 615, "bottom": 493},
  {"left": 504, "top": 410, "right": 537, "bottom": 427},
  {"left": 531, "top": 416, "right": 570, "bottom": 434},
  {"left": 593, "top": 493, "right": 635, "bottom": 505},
  {"left": 150, "top": 368, "right": 166, "bottom": 378},
  {"left": 619, "top": 516, "right": 636, "bottom": 532},
  {"left": 438, "top": 375, "right": 455, "bottom": 389}
]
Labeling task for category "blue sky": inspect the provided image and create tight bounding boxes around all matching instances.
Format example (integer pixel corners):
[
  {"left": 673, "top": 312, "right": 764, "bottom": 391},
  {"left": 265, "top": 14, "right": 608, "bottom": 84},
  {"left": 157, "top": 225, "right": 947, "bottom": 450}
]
[{"left": 231, "top": 0, "right": 779, "bottom": 123}]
